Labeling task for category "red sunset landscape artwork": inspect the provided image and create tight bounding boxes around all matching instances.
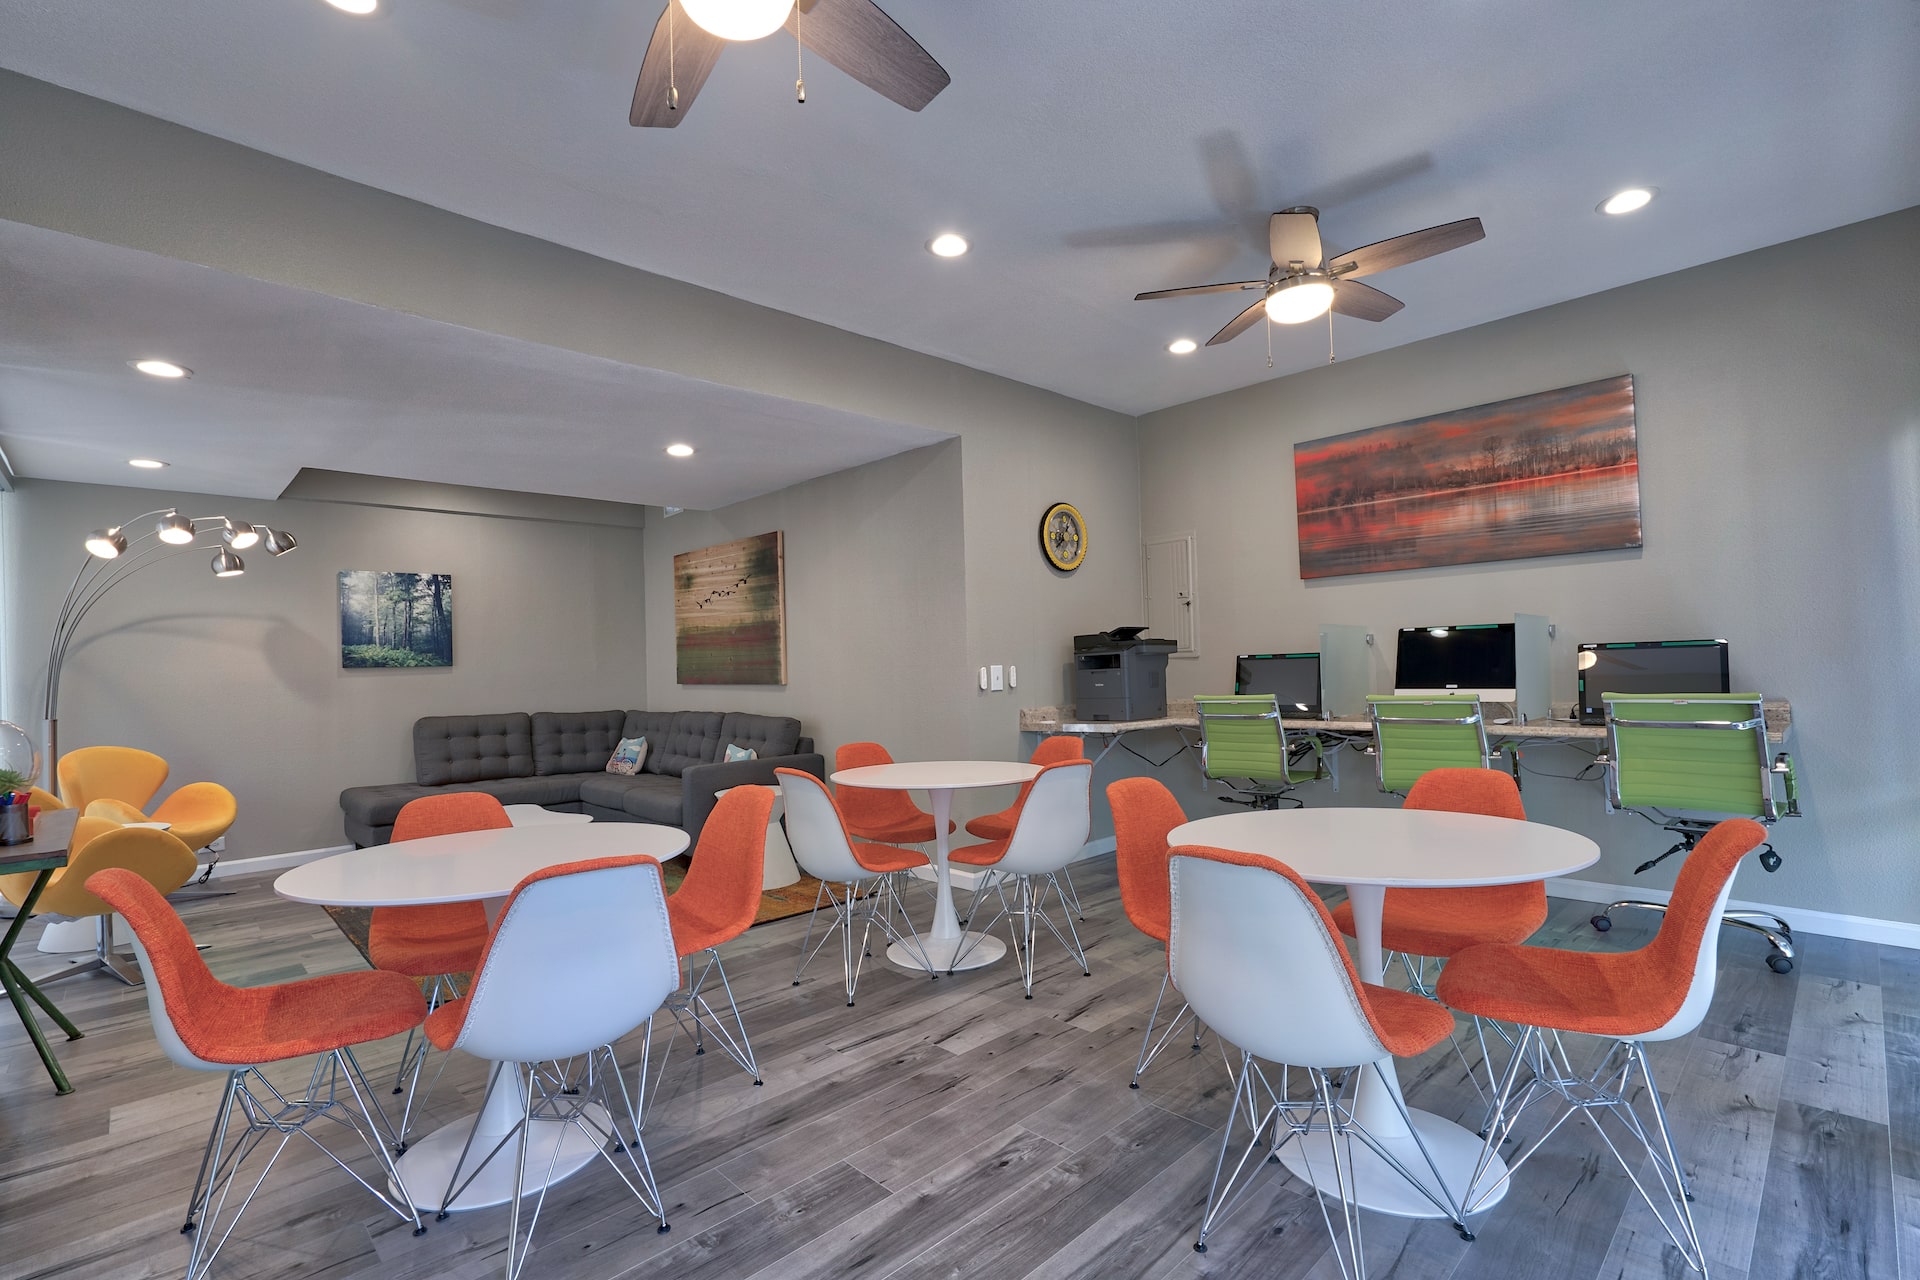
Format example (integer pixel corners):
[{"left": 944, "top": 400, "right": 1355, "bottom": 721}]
[{"left": 1293, "top": 374, "right": 1643, "bottom": 579}]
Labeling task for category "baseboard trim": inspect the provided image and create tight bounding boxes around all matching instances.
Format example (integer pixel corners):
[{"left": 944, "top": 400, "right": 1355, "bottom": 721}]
[
  {"left": 206, "top": 845, "right": 351, "bottom": 880},
  {"left": 1547, "top": 876, "right": 1920, "bottom": 951}
]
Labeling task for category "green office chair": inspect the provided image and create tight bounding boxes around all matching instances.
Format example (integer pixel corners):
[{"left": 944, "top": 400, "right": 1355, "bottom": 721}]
[
  {"left": 1593, "top": 692, "right": 1800, "bottom": 972},
  {"left": 1365, "top": 695, "right": 1501, "bottom": 794},
  {"left": 1193, "top": 695, "right": 1324, "bottom": 810}
]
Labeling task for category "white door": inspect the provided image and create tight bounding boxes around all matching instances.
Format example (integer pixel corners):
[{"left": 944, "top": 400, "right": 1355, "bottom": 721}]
[{"left": 1144, "top": 534, "right": 1196, "bottom": 655}]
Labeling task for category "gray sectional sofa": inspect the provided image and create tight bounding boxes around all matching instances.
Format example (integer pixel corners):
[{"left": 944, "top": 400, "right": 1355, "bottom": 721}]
[{"left": 339, "top": 709, "right": 824, "bottom": 847}]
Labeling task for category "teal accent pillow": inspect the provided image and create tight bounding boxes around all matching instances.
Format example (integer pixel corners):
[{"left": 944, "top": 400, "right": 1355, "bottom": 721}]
[
  {"left": 607, "top": 736, "right": 649, "bottom": 775},
  {"left": 724, "top": 743, "right": 758, "bottom": 763}
]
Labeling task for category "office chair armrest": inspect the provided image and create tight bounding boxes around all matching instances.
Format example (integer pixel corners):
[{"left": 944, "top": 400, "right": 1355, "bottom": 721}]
[{"left": 1771, "top": 752, "right": 1800, "bottom": 817}]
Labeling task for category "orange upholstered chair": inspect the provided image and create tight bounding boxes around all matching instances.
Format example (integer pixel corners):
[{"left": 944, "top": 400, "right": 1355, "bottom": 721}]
[
  {"left": 371, "top": 791, "right": 511, "bottom": 1140},
  {"left": 833, "top": 742, "right": 954, "bottom": 845},
  {"left": 1108, "top": 777, "right": 1213, "bottom": 1087},
  {"left": 965, "top": 736, "right": 1091, "bottom": 918},
  {"left": 1330, "top": 768, "right": 1545, "bottom": 990},
  {"left": 657, "top": 785, "right": 776, "bottom": 1092},
  {"left": 1436, "top": 818, "right": 1769, "bottom": 1269},
  {"left": 86, "top": 868, "right": 427, "bottom": 1277},
  {"left": 1169, "top": 844, "right": 1467, "bottom": 1263}
]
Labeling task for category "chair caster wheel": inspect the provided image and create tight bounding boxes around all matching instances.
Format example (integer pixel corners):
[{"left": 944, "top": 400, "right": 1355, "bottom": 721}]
[
  {"left": 1193, "top": 1242, "right": 1207, "bottom": 1254},
  {"left": 1454, "top": 1225, "right": 1475, "bottom": 1242},
  {"left": 1760, "top": 849, "right": 1782, "bottom": 873},
  {"left": 1768, "top": 955, "right": 1793, "bottom": 974},
  {"left": 413, "top": 1225, "right": 429, "bottom": 1237},
  {"left": 1591, "top": 915, "right": 1612, "bottom": 932},
  {"left": 180, "top": 1222, "right": 196, "bottom": 1235}
]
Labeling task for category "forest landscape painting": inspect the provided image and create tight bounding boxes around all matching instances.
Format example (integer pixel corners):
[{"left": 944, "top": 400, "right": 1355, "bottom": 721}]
[
  {"left": 339, "top": 571, "right": 454, "bottom": 668},
  {"left": 1293, "top": 374, "right": 1643, "bottom": 579}
]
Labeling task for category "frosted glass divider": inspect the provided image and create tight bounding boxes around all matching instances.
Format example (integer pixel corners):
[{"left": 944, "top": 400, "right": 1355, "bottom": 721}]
[
  {"left": 1514, "top": 613, "right": 1552, "bottom": 722},
  {"left": 1318, "top": 623, "right": 1375, "bottom": 717}
]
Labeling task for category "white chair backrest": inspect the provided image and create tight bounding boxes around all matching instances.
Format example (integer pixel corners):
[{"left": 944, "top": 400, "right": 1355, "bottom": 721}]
[
  {"left": 1643, "top": 860, "right": 1744, "bottom": 1042},
  {"left": 996, "top": 762, "right": 1093, "bottom": 875},
  {"left": 1169, "top": 850, "right": 1388, "bottom": 1070},
  {"left": 450, "top": 858, "right": 678, "bottom": 1063},
  {"left": 778, "top": 770, "right": 871, "bottom": 883}
]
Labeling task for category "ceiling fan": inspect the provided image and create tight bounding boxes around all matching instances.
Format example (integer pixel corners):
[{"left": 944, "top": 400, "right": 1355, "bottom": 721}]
[
  {"left": 1134, "top": 208, "right": 1485, "bottom": 346},
  {"left": 630, "top": 0, "right": 950, "bottom": 127}
]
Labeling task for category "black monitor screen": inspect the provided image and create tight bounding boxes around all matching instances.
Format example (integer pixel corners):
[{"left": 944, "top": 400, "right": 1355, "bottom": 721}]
[
  {"left": 1578, "top": 640, "right": 1731, "bottom": 715},
  {"left": 1394, "top": 624, "right": 1517, "bottom": 695},
  {"left": 1234, "top": 653, "right": 1321, "bottom": 712}
]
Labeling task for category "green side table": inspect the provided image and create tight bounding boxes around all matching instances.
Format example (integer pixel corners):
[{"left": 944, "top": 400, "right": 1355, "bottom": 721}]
[{"left": 1, "top": 809, "right": 84, "bottom": 1095}]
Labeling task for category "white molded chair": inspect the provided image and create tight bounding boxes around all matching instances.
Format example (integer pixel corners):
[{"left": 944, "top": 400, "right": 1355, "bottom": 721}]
[
  {"left": 949, "top": 760, "right": 1094, "bottom": 996},
  {"left": 422, "top": 855, "right": 678, "bottom": 1279},
  {"left": 1169, "top": 844, "right": 1469, "bottom": 1273},
  {"left": 776, "top": 768, "right": 935, "bottom": 1005}
]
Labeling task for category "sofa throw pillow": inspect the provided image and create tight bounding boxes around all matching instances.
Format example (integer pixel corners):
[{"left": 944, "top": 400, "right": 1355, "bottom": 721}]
[
  {"left": 724, "top": 743, "right": 758, "bottom": 763},
  {"left": 607, "top": 736, "right": 649, "bottom": 775}
]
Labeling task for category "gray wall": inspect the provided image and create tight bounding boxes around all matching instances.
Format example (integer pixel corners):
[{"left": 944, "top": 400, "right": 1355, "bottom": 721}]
[
  {"left": 2, "top": 476, "right": 647, "bottom": 855},
  {"left": 1138, "top": 206, "right": 1920, "bottom": 922}
]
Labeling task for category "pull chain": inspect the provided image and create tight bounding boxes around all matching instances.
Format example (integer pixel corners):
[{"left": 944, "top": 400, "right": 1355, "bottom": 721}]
[
  {"left": 795, "top": 9, "right": 806, "bottom": 103},
  {"left": 668, "top": 0, "right": 679, "bottom": 111},
  {"left": 1327, "top": 305, "right": 1335, "bottom": 364},
  {"left": 1266, "top": 314, "right": 1274, "bottom": 370}
]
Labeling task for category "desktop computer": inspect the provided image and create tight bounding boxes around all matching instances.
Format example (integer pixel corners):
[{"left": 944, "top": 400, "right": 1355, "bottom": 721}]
[
  {"left": 1576, "top": 639, "right": 1732, "bottom": 723},
  {"left": 1393, "top": 623, "right": 1517, "bottom": 701},
  {"left": 1234, "top": 652, "right": 1322, "bottom": 716}
]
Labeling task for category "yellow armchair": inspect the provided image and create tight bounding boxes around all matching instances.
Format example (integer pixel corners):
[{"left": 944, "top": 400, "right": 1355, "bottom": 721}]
[
  {"left": 59, "top": 746, "right": 237, "bottom": 854},
  {"left": 27, "top": 786, "right": 64, "bottom": 812},
  {"left": 0, "top": 817, "right": 199, "bottom": 985}
]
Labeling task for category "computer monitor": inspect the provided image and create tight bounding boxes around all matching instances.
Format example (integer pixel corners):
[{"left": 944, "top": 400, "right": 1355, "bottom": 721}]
[
  {"left": 1234, "top": 652, "right": 1322, "bottom": 715},
  {"left": 1394, "top": 623, "right": 1517, "bottom": 701},
  {"left": 1577, "top": 639, "right": 1731, "bottom": 722}
]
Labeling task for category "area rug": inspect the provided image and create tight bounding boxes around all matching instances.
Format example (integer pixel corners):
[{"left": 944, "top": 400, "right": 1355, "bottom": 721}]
[{"left": 321, "top": 855, "right": 828, "bottom": 968}]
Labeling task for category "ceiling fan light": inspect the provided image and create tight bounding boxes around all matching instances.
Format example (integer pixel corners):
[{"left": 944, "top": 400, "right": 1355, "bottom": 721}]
[
  {"left": 211, "top": 547, "right": 245, "bottom": 578},
  {"left": 156, "top": 511, "right": 196, "bottom": 545},
  {"left": 85, "top": 528, "right": 128, "bottom": 559},
  {"left": 680, "top": 0, "right": 793, "bottom": 42},
  {"left": 1264, "top": 278, "right": 1335, "bottom": 325}
]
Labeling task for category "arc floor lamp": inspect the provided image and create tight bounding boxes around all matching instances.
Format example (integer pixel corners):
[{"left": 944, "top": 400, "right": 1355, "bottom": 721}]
[{"left": 42, "top": 508, "right": 298, "bottom": 787}]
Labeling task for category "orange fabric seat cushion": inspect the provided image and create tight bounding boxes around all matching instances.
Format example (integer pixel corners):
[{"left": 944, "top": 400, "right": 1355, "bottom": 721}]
[
  {"left": 854, "top": 842, "right": 930, "bottom": 874},
  {"left": 368, "top": 902, "right": 489, "bottom": 977},
  {"left": 1330, "top": 882, "right": 1547, "bottom": 959},
  {"left": 965, "top": 737, "right": 1086, "bottom": 841},
  {"left": 848, "top": 814, "right": 951, "bottom": 845},
  {"left": 948, "top": 839, "right": 1008, "bottom": 867},
  {"left": 425, "top": 997, "right": 468, "bottom": 1052},
  {"left": 84, "top": 867, "right": 426, "bottom": 1065},
  {"left": 1359, "top": 981, "right": 1458, "bottom": 1058}
]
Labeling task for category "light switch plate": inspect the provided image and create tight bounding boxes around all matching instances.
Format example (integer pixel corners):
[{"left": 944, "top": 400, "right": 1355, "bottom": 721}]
[{"left": 989, "top": 664, "right": 1005, "bottom": 692}]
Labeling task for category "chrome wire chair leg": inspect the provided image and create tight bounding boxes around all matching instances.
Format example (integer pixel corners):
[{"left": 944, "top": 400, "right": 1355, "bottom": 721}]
[
  {"left": 790, "top": 880, "right": 830, "bottom": 984},
  {"left": 392, "top": 973, "right": 460, "bottom": 1149},
  {"left": 790, "top": 880, "right": 865, "bottom": 1004},
  {"left": 654, "top": 948, "right": 763, "bottom": 1105},
  {"left": 1057, "top": 864, "right": 1086, "bottom": 920},
  {"left": 874, "top": 872, "right": 936, "bottom": 977},
  {"left": 1131, "top": 972, "right": 1205, "bottom": 1089},
  {"left": 181, "top": 1051, "right": 426, "bottom": 1279},
  {"left": 1193, "top": 1051, "right": 1300, "bottom": 1256}
]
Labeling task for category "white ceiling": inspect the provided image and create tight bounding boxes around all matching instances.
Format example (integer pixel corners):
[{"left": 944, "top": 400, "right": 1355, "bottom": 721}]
[
  {"left": 0, "top": 0, "right": 1916, "bottom": 497},
  {"left": 0, "top": 220, "right": 948, "bottom": 506}
]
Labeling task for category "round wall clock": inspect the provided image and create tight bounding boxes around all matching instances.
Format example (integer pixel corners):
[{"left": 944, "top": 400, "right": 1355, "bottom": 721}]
[{"left": 1039, "top": 501, "right": 1088, "bottom": 572}]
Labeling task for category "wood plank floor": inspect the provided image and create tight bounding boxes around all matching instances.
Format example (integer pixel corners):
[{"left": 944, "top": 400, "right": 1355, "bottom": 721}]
[{"left": 0, "top": 862, "right": 1902, "bottom": 1279}]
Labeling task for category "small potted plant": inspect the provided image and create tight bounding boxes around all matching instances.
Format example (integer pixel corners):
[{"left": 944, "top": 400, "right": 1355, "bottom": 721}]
[{"left": 0, "top": 767, "right": 31, "bottom": 845}]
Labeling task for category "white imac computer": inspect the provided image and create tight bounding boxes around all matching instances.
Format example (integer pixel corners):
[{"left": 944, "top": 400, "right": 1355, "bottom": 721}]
[
  {"left": 1234, "top": 652, "right": 1322, "bottom": 716},
  {"left": 1393, "top": 623, "right": 1517, "bottom": 701}
]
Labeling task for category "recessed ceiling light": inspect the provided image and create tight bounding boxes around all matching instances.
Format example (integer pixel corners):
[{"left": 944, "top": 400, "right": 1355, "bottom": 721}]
[
  {"left": 1599, "top": 187, "right": 1655, "bottom": 216},
  {"left": 666, "top": 443, "right": 695, "bottom": 458},
  {"left": 928, "top": 233, "right": 970, "bottom": 258},
  {"left": 130, "top": 359, "right": 191, "bottom": 379},
  {"left": 1167, "top": 338, "right": 1198, "bottom": 356},
  {"left": 324, "top": 0, "right": 379, "bottom": 14},
  {"left": 127, "top": 458, "right": 169, "bottom": 469}
]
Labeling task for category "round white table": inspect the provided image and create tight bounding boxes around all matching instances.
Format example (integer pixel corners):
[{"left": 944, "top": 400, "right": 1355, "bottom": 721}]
[
  {"left": 829, "top": 760, "right": 1040, "bottom": 972},
  {"left": 503, "top": 804, "right": 592, "bottom": 827},
  {"left": 1169, "top": 807, "right": 1598, "bottom": 1220},
  {"left": 276, "top": 822, "right": 690, "bottom": 1212}
]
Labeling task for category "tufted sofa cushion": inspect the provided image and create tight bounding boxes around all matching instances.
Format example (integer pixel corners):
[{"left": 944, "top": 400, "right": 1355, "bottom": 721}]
[
  {"left": 647, "top": 711, "right": 724, "bottom": 777},
  {"left": 532, "top": 710, "right": 629, "bottom": 776},
  {"left": 413, "top": 714, "right": 534, "bottom": 786},
  {"left": 622, "top": 711, "right": 676, "bottom": 770},
  {"left": 719, "top": 713, "right": 801, "bottom": 759}
]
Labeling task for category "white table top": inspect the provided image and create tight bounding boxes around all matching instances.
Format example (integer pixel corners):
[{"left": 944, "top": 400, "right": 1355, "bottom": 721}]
[
  {"left": 275, "top": 823, "right": 690, "bottom": 908},
  {"left": 1170, "top": 807, "right": 1599, "bottom": 889},
  {"left": 503, "top": 804, "right": 593, "bottom": 827},
  {"left": 831, "top": 760, "right": 1041, "bottom": 792}
]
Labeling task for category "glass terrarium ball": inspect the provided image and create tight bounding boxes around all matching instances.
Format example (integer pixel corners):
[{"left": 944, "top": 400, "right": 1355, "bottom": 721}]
[{"left": 0, "top": 721, "right": 40, "bottom": 787}]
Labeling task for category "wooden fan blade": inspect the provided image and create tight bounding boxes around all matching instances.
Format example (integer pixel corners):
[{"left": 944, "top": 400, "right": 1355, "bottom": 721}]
[
  {"left": 630, "top": 1, "right": 727, "bottom": 127},
  {"left": 1329, "top": 217, "right": 1484, "bottom": 279},
  {"left": 1269, "top": 211, "right": 1323, "bottom": 269},
  {"left": 1207, "top": 297, "right": 1270, "bottom": 346},
  {"left": 787, "top": 0, "right": 950, "bottom": 111},
  {"left": 1330, "top": 278, "right": 1405, "bottom": 322},
  {"left": 1134, "top": 280, "right": 1266, "bottom": 301}
]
